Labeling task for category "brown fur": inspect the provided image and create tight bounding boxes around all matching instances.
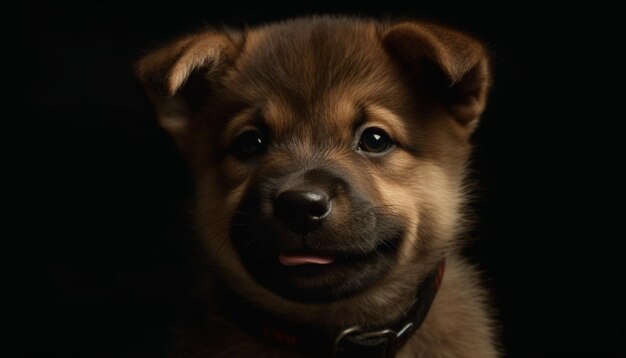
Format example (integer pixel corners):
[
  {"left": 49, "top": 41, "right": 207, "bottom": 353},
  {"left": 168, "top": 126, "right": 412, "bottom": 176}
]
[{"left": 136, "top": 16, "right": 498, "bottom": 357}]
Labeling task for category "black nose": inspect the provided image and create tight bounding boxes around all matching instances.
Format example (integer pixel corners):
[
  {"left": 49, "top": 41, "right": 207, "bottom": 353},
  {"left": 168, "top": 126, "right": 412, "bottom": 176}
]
[{"left": 274, "top": 190, "right": 331, "bottom": 233}]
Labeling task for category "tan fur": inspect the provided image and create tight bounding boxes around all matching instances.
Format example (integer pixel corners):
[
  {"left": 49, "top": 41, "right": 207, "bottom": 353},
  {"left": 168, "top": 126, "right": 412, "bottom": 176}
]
[{"left": 137, "top": 16, "right": 498, "bottom": 357}]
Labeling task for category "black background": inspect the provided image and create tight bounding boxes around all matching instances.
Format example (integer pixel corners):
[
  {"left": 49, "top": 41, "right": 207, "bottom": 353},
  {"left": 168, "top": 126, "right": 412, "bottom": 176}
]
[{"left": 1, "top": 2, "right": 618, "bottom": 357}]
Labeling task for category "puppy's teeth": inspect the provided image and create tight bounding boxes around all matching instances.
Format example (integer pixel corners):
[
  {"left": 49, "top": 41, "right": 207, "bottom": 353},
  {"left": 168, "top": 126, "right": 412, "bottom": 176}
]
[{"left": 278, "top": 252, "right": 336, "bottom": 266}]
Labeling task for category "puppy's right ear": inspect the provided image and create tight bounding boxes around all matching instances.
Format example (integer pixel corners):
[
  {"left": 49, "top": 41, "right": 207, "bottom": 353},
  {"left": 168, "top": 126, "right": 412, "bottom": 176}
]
[{"left": 135, "top": 30, "right": 243, "bottom": 147}]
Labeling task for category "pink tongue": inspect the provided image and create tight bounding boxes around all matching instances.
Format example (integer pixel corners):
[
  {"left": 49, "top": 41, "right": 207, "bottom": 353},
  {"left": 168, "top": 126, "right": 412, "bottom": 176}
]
[{"left": 279, "top": 252, "right": 336, "bottom": 266}]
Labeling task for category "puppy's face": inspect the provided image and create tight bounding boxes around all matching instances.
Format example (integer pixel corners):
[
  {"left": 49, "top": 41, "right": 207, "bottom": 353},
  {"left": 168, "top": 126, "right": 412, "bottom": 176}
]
[{"left": 137, "top": 18, "right": 489, "bottom": 310}]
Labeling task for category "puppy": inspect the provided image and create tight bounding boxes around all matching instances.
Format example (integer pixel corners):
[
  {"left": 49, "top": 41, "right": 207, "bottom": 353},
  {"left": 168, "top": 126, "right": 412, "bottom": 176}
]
[{"left": 136, "top": 16, "right": 498, "bottom": 357}]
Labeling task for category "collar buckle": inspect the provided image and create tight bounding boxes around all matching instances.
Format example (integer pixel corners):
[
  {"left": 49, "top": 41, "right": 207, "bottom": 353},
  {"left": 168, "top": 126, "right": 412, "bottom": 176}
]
[{"left": 332, "top": 326, "right": 399, "bottom": 358}]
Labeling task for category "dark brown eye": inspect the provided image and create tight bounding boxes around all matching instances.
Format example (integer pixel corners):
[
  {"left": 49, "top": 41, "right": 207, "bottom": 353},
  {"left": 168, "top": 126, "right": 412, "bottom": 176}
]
[
  {"left": 233, "top": 130, "right": 267, "bottom": 159},
  {"left": 358, "top": 127, "right": 393, "bottom": 154}
]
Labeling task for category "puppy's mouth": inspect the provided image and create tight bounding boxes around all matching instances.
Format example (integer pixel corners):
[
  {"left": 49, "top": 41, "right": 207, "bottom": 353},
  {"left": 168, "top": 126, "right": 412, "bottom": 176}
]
[
  {"left": 278, "top": 250, "right": 337, "bottom": 266},
  {"left": 233, "top": 235, "right": 400, "bottom": 303},
  {"left": 275, "top": 248, "right": 391, "bottom": 269}
]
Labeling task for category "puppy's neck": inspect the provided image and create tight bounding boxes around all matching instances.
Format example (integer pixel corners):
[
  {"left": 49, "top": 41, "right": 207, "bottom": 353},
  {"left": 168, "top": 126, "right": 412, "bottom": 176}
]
[{"left": 211, "top": 261, "right": 445, "bottom": 357}]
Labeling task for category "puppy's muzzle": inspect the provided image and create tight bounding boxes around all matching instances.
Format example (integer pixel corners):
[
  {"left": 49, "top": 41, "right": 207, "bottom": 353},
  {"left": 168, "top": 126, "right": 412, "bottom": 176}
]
[
  {"left": 274, "top": 190, "right": 331, "bottom": 234},
  {"left": 230, "top": 167, "right": 401, "bottom": 301}
]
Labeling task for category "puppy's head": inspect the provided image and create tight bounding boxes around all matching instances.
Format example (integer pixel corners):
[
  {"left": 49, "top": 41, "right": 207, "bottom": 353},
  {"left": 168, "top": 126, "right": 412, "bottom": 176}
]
[{"left": 136, "top": 17, "right": 489, "bottom": 319}]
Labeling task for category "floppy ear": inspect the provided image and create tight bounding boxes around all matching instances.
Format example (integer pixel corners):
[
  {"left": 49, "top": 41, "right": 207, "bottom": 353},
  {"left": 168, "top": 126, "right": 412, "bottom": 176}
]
[
  {"left": 383, "top": 22, "right": 491, "bottom": 130},
  {"left": 135, "top": 30, "right": 243, "bottom": 147}
]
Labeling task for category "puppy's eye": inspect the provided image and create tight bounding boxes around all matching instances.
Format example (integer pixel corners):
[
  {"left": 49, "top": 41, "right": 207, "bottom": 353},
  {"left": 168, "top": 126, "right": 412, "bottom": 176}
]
[
  {"left": 358, "top": 127, "right": 393, "bottom": 154},
  {"left": 233, "top": 130, "right": 267, "bottom": 159}
]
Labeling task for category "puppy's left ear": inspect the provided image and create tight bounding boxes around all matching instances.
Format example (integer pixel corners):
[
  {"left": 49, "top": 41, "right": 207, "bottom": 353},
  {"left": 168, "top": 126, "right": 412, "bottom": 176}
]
[
  {"left": 383, "top": 22, "right": 491, "bottom": 131},
  {"left": 135, "top": 30, "right": 244, "bottom": 149}
]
